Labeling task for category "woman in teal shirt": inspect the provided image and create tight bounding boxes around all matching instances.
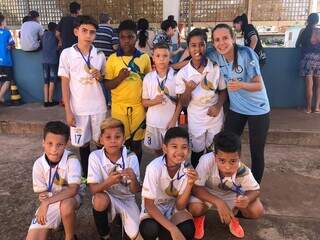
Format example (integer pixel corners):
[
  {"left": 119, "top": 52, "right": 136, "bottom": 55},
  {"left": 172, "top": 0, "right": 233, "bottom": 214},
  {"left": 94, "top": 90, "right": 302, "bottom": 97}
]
[{"left": 207, "top": 24, "right": 270, "bottom": 183}]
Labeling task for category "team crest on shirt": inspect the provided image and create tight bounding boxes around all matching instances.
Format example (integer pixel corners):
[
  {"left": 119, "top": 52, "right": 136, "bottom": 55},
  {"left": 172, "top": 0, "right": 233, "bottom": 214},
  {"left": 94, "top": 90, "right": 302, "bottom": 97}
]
[{"left": 235, "top": 65, "right": 243, "bottom": 74}]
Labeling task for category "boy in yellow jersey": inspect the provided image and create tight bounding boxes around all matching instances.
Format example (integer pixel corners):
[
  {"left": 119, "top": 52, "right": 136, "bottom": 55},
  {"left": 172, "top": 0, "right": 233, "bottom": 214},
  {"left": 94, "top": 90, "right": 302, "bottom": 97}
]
[{"left": 105, "top": 19, "right": 151, "bottom": 162}]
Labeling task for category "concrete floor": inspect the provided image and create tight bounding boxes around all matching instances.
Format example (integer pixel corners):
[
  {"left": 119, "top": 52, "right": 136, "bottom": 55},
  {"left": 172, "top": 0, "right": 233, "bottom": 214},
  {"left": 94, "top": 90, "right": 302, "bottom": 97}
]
[{"left": 0, "top": 134, "right": 319, "bottom": 240}]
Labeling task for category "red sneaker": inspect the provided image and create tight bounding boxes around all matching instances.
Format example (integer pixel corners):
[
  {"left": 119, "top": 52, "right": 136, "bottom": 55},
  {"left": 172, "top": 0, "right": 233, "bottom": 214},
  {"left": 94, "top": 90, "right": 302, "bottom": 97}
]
[
  {"left": 193, "top": 216, "right": 205, "bottom": 239},
  {"left": 229, "top": 217, "right": 245, "bottom": 238}
]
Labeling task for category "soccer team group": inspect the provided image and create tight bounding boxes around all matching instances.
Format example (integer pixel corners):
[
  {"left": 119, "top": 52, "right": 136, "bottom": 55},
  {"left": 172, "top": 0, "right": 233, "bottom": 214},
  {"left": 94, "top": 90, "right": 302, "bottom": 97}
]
[{"left": 26, "top": 14, "right": 270, "bottom": 240}]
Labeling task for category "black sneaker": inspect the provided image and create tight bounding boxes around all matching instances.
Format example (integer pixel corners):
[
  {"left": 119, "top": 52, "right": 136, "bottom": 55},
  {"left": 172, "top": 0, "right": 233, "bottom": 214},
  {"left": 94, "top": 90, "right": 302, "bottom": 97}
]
[
  {"left": 44, "top": 102, "right": 50, "bottom": 107},
  {"left": 48, "top": 101, "right": 59, "bottom": 107}
]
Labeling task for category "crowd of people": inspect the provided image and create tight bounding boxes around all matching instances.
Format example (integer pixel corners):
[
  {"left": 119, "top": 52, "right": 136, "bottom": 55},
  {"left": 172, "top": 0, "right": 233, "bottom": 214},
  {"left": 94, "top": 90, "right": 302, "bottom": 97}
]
[{"left": 0, "top": 2, "right": 319, "bottom": 240}]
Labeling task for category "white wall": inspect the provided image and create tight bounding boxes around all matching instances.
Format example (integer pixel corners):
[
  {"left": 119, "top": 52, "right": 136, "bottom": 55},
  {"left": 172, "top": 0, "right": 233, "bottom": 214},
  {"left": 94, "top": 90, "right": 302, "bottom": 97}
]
[{"left": 163, "top": 0, "right": 180, "bottom": 21}]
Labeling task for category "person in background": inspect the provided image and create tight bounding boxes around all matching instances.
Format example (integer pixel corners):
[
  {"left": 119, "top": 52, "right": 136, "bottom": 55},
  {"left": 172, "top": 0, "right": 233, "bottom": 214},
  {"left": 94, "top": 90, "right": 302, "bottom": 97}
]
[
  {"left": 94, "top": 13, "right": 118, "bottom": 58},
  {"left": 56, "top": 1, "right": 81, "bottom": 50},
  {"left": 296, "top": 13, "right": 320, "bottom": 113},
  {"left": 94, "top": 13, "right": 119, "bottom": 108},
  {"left": 153, "top": 17, "right": 184, "bottom": 62},
  {"left": 0, "top": 13, "right": 15, "bottom": 105},
  {"left": 233, "top": 14, "right": 266, "bottom": 66},
  {"left": 42, "top": 22, "right": 59, "bottom": 107},
  {"left": 20, "top": 10, "right": 43, "bottom": 52},
  {"left": 136, "top": 18, "right": 155, "bottom": 58}
]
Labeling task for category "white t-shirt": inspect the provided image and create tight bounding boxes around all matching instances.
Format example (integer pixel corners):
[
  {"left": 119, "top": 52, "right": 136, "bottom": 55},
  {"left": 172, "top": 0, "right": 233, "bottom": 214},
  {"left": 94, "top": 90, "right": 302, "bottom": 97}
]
[
  {"left": 175, "top": 60, "right": 226, "bottom": 136},
  {"left": 87, "top": 147, "right": 140, "bottom": 200},
  {"left": 143, "top": 68, "right": 176, "bottom": 129},
  {"left": 32, "top": 150, "right": 82, "bottom": 194},
  {"left": 195, "top": 152, "right": 260, "bottom": 200},
  {"left": 58, "top": 44, "right": 107, "bottom": 115},
  {"left": 20, "top": 21, "right": 44, "bottom": 51},
  {"left": 141, "top": 156, "right": 189, "bottom": 219}
]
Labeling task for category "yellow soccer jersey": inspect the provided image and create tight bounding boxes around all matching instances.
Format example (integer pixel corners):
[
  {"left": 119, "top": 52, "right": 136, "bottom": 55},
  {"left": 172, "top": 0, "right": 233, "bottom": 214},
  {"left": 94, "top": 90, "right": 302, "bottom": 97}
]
[{"left": 105, "top": 50, "right": 152, "bottom": 105}]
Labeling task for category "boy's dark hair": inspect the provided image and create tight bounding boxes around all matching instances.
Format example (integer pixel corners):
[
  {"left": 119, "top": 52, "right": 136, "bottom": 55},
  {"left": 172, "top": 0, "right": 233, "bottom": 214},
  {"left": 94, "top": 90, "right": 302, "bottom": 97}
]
[
  {"left": 22, "top": 15, "right": 31, "bottom": 23},
  {"left": 161, "top": 19, "right": 177, "bottom": 31},
  {"left": 118, "top": 19, "right": 137, "bottom": 34},
  {"left": 43, "top": 121, "right": 70, "bottom": 142},
  {"left": 29, "top": 10, "right": 39, "bottom": 20},
  {"left": 153, "top": 42, "right": 170, "bottom": 51},
  {"left": 213, "top": 131, "right": 241, "bottom": 155},
  {"left": 187, "top": 28, "right": 207, "bottom": 46},
  {"left": 164, "top": 127, "right": 189, "bottom": 145},
  {"left": 69, "top": 1, "right": 81, "bottom": 14},
  {"left": 48, "top": 22, "right": 57, "bottom": 32},
  {"left": 74, "top": 15, "right": 98, "bottom": 30},
  {"left": 0, "top": 13, "right": 4, "bottom": 24}
]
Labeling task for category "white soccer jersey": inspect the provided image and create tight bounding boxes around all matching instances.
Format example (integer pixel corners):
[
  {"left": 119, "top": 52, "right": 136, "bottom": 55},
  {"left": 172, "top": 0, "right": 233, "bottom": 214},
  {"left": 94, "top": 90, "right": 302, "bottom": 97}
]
[
  {"left": 142, "top": 67, "right": 177, "bottom": 129},
  {"left": 32, "top": 150, "right": 82, "bottom": 194},
  {"left": 141, "top": 156, "right": 189, "bottom": 219},
  {"left": 87, "top": 146, "right": 140, "bottom": 199},
  {"left": 195, "top": 152, "right": 260, "bottom": 202},
  {"left": 175, "top": 60, "right": 226, "bottom": 136},
  {"left": 58, "top": 44, "right": 107, "bottom": 116}
]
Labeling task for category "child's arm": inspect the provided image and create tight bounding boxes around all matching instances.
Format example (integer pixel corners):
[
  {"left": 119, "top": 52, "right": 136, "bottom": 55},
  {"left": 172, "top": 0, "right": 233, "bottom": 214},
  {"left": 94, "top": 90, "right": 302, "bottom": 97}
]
[
  {"left": 88, "top": 171, "right": 123, "bottom": 194},
  {"left": 36, "top": 184, "right": 79, "bottom": 225},
  {"left": 142, "top": 95, "right": 165, "bottom": 107},
  {"left": 145, "top": 198, "right": 186, "bottom": 239},
  {"left": 61, "top": 76, "right": 75, "bottom": 126},
  {"left": 235, "top": 190, "right": 260, "bottom": 209},
  {"left": 105, "top": 68, "right": 130, "bottom": 90},
  {"left": 192, "top": 185, "right": 233, "bottom": 224},
  {"left": 167, "top": 101, "right": 182, "bottom": 129},
  {"left": 175, "top": 168, "right": 198, "bottom": 210},
  {"left": 207, "top": 89, "right": 227, "bottom": 117}
]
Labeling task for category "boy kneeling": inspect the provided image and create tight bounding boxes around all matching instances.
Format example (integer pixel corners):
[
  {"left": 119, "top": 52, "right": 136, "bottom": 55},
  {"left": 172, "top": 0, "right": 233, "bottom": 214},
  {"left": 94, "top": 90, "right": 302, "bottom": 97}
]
[
  {"left": 26, "top": 121, "right": 82, "bottom": 240},
  {"left": 87, "top": 118, "right": 141, "bottom": 240},
  {"left": 140, "top": 127, "right": 198, "bottom": 240},
  {"left": 189, "top": 131, "right": 264, "bottom": 239}
]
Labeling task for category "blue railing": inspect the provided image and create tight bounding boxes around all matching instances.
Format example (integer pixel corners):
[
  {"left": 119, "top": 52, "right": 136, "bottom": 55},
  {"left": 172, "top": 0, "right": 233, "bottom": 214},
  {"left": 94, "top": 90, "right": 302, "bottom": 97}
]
[{"left": 12, "top": 48, "right": 304, "bottom": 107}]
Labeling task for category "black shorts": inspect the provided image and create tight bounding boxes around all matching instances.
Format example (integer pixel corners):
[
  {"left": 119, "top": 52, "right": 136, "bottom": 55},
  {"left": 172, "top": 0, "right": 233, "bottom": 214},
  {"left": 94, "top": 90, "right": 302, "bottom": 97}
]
[{"left": 0, "top": 66, "right": 13, "bottom": 83}]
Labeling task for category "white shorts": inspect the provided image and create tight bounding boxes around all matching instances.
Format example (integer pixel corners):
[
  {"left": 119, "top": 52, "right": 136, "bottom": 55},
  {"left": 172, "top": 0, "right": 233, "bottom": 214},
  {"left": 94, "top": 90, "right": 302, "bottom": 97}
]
[
  {"left": 144, "top": 126, "right": 167, "bottom": 150},
  {"left": 190, "top": 129, "right": 220, "bottom": 152},
  {"left": 93, "top": 193, "right": 140, "bottom": 239},
  {"left": 28, "top": 195, "right": 81, "bottom": 230},
  {"left": 71, "top": 112, "right": 106, "bottom": 147},
  {"left": 189, "top": 190, "right": 236, "bottom": 211}
]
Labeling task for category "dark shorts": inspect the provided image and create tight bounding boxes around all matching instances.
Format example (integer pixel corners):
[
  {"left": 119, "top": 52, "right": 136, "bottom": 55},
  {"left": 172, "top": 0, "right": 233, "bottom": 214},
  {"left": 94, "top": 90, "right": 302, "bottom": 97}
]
[
  {"left": 0, "top": 66, "right": 13, "bottom": 83},
  {"left": 300, "top": 53, "right": 320, "bottom": 77},
  {"left": 43, "top": 63, "right": 58, "bottom": 84}
]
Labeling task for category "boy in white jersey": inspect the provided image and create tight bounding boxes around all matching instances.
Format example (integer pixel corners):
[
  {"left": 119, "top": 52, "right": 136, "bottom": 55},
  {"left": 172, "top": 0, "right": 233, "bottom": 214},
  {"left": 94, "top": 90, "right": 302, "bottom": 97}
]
[
  {"left": 140, "top": 127, "right": 198, "bottom": 240},
  {"left": 189, "top": 131, "right": 264, "bottom": 239},
  {"left": 175, "top": 28, "right": 227, "bottom": 167},
  {"left": 26, "top": 121, "right": 82, "bottom": 240},
  {"left": 59, "top": 15, "right": 107, "bottom": 178},
  {"left": 87, "top": 118, "right": 140, "bottom": 240},
  {"left": 142, "top": 43, "right": 182, "bottom": 155}
]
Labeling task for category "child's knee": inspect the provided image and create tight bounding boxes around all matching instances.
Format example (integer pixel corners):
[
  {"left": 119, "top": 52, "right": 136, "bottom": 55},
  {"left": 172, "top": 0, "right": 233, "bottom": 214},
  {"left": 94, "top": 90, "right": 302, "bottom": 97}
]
[
  {"left": 140, "top": 218, "right": 159, "bottom": 239},
  {"left": 60, "top": 198, "right": 76, "bottom": 217},
  {"left": 188, "top": 203, "right": 207, "bottom": 217},
  {"left": 92, "top": 193, "right": 109, "bottom": 211},
  {"left": 244, "top": 199, "right": 264, "bottom": 219}
]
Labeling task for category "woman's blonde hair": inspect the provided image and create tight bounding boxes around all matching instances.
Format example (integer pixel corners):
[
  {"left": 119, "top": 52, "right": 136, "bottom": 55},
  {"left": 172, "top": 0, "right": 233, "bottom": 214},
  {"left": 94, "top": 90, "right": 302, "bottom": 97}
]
[{"left": 100, "top": 117, "right": 125, "bottom": 135}]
